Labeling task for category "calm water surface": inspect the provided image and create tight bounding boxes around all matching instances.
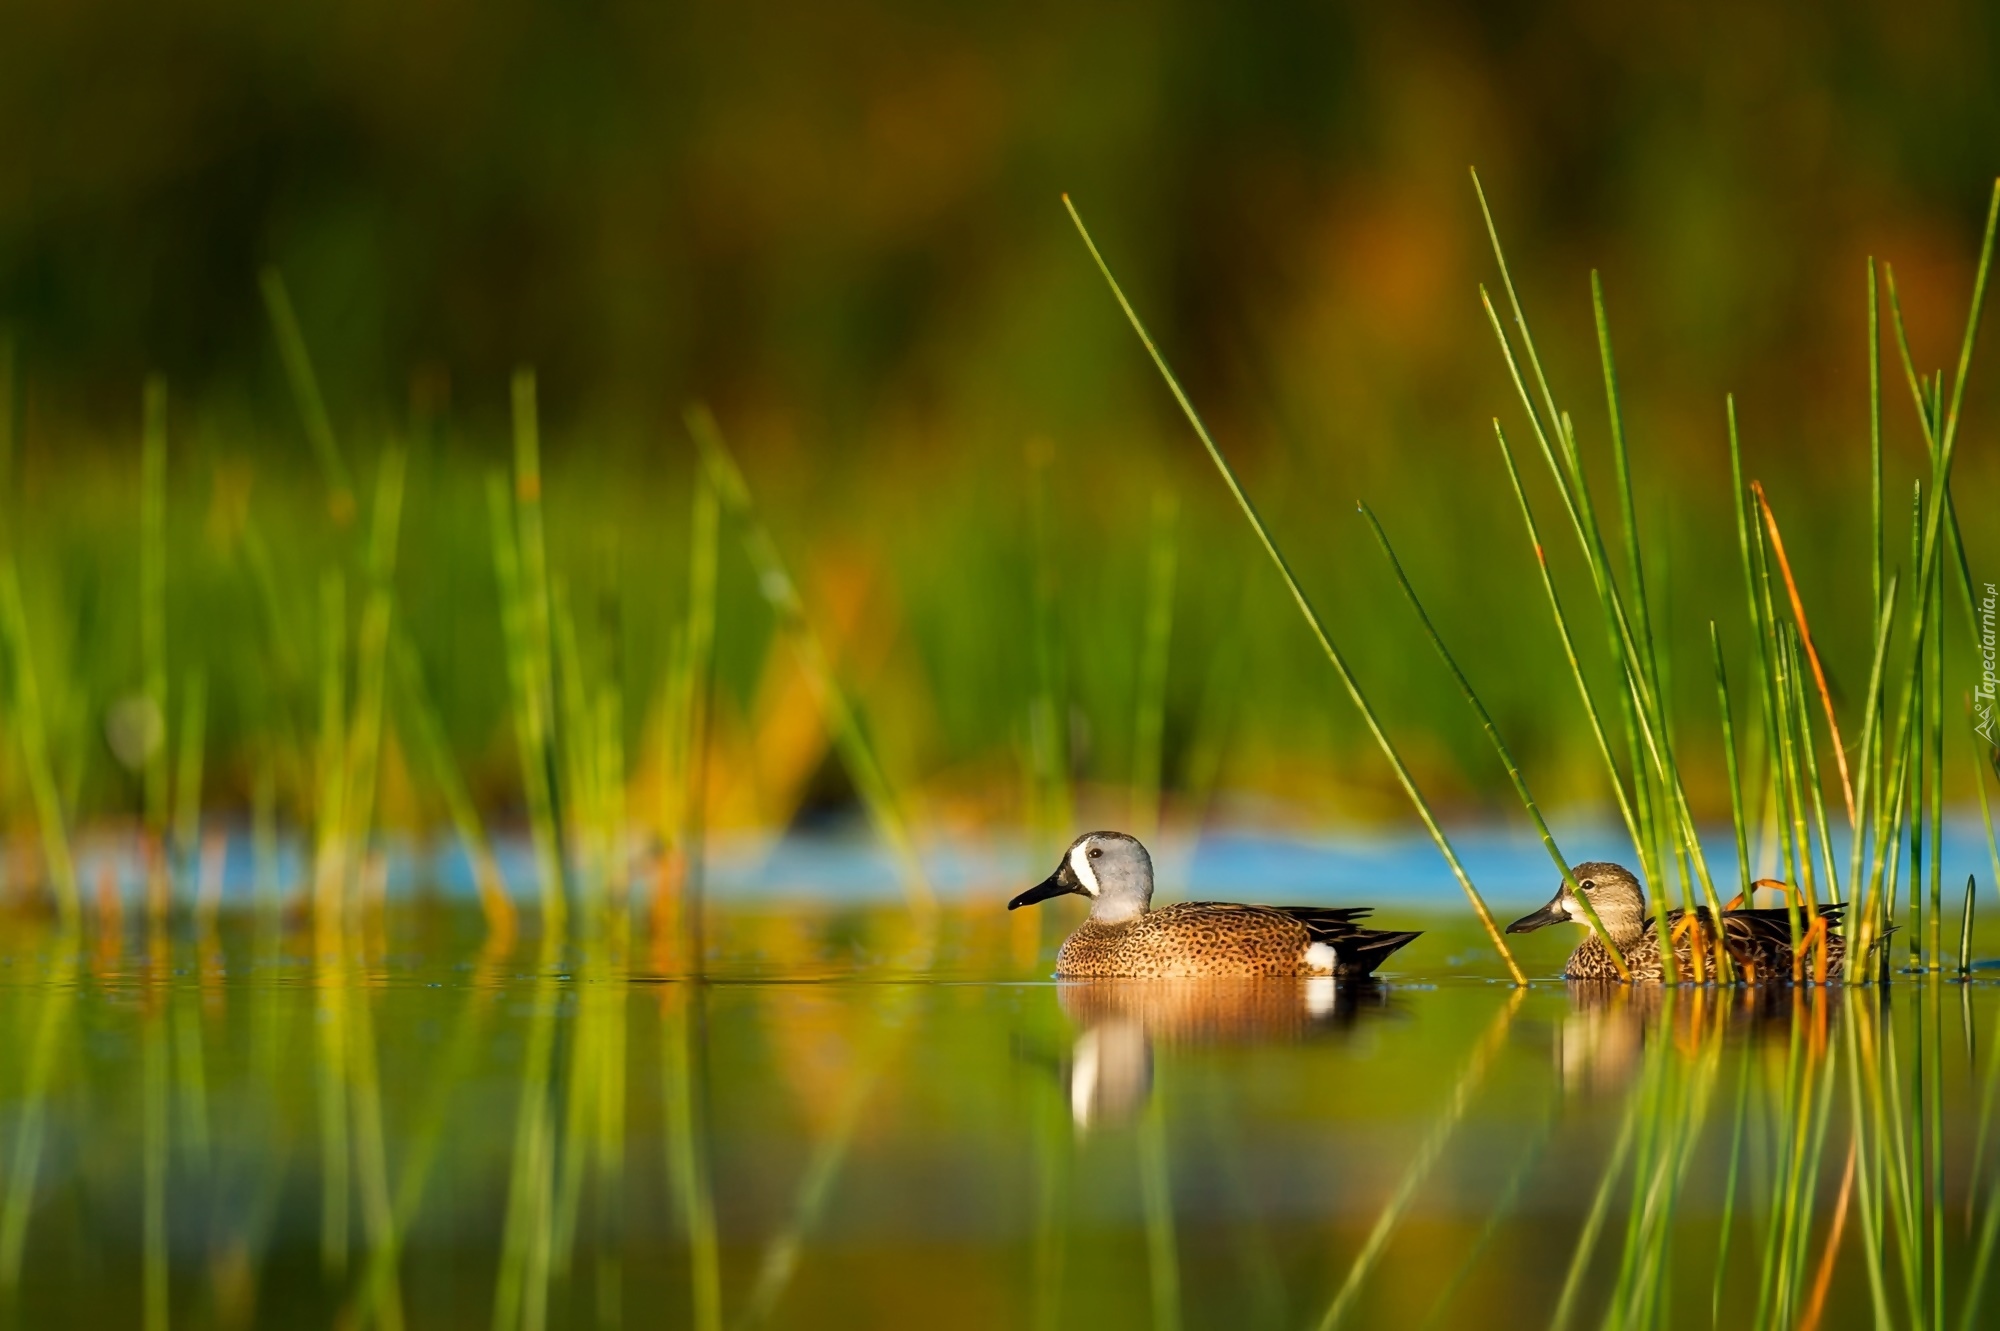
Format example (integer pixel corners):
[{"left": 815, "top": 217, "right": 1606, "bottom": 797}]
[{"left": 1, "top": 903, "right": 1996, "bottom": 1329}]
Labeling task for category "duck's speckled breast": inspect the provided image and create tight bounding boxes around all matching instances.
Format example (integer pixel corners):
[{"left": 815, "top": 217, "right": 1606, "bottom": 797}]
[
  {"left": 1055, "top": 903, "right": 1310, "bottom": 979},
  {"left": 1565, "top": 914, "right": 1850, "bottom": 983}
]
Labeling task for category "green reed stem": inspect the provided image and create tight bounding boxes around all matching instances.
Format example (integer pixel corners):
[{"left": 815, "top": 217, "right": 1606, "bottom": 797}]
[
  {"left": 1712, "top": 1040, "right": 1753, "bottom": 1324},
  {"left": 258, "top": 267, "right": 355, "bottom": 522},
  {"left": 313, "top": 571, "right": 349, "bottom": 936},
  {"left": 346, "top": 957, "right": 406, "bottom": 1331},
  {"left": 1361, "top": 502, "right": 1628, "bottom": 976},
  {"left": 1977, "top": 745, "right": 2000, "bottom": 969},
  {"left": 1961, "top": 875, "right": 1977, "bottom": 978},
  {"left": 1137, "top": 1102, "right": 1182, "bottom": 1331},
  {"left": 663, "top": 987, "right": 722, "bottom": 1331},
  {"left": 1924, "top": 979, "right": 1946, "bottom": 1328},
  {"left": 689, "top": 404, "right": 936, "bottom": 917},
  {"left": 511, "top": 371, "right": 569, "bottom": 934},
  {"left": 1789, "top": 626, "right": 1842, "bottom": 906},
  {"left": 738, "top": 982, "right": 929, "bottom": 1328},
  {"left": 1473, "top": 178, "right": 1727, "bottom": 947},
  {"left": 0, "top": 939, "right": 76, "bottom": 1295},
  {"left": 1131, "top": 488, "right": 1179, "bottom": 843},
  {"left": 142, "top": 1005, "right": 169, "bottom": 1331},
  {"left": 1593, "top": 273, "right": 1660, "bottom": 698},
  {"left": 1910, "top": 483, "right": 1927, "bottom": 970},
  {"left": 1712, "top": 624, "right": 1751, "bottom": 896},
  {"left": 1839, "top": 1003, "right": 1895, "bottom": 1331},
  {"left": 1419, "top": 1118, "right": 1553, "bottom": 1331},
  {"left": 1931, "top": 538, "right": 1945, "bottom": 971},
  {"left": 1871, "top": 259, "right": 1884, "bottom": 641},
  {"left": 0, "top": 563, "right": 80, "bottom": 928},
  {"left": 493, "top": 968, "right": 560, "bottom": 1331},
  {"left": 1067, "top": 193, "right": 1526, "bottom": 984},
  {"left": 141, "top": 376, "right": 170, "bottom": 857},
  {"left": 1313, "top": 993, "right": 1518, "bottom": 1330},
  {"left": 1024, "top": 439, "right": 1075, "bottom": 858},
  {"left": 1847, "top": 576, "right": 1903, "bottom": 951},
  {"left": 488, "top": 465, "right": 566, "bottom": 935},
  {"left": 1494, "top": 424, "right": 1642, "bottom": 849},
  {"left": 347, "top": 449, "right": 406, "bottom": 916},
  {"left": 170, "top": 670, "right": 206, "bottom": 890},
  {"left": 670, "top": 469, "right": 720, "bottom": 964},
  {"left": 393, "top": 634, "right": 517, "bottom": 938},
  {"left": 1550, "top": 1092, "right": 1639, "bottom": 1331}
]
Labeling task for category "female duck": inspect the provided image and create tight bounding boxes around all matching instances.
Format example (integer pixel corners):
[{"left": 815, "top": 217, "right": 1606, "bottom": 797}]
[
  {"left": 1506, "top": 861, "right": 1847, "bottom": 982},
  {"left": 1008, "top": 831, "right": 1420, "bottom": 979}
]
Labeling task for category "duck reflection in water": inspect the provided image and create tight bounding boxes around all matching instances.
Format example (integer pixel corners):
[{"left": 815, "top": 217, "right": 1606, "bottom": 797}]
[
  {"left": 1054, "top": 978, "right": 1393, "bottom": 1128},
  {"left": 1554, "top": 980, "right": 1842, "bottom": 1096}
]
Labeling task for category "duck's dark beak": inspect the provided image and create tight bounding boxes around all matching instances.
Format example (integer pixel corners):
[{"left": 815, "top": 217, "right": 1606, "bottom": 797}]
[
  {"left": 1009, "top": 864, "right": 1083, "bottom": 910},
  {"left": 1507, "top": 892, "right": 1569, "bottom": 934}
]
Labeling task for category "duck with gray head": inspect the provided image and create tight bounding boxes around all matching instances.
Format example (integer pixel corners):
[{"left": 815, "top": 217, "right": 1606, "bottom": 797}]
[
  {"left": 1505, "top": 861, "right": 1848, "bottom": 983},
  {"left": 1008, "top": 831, "right": 1421, "bottom": 979}
]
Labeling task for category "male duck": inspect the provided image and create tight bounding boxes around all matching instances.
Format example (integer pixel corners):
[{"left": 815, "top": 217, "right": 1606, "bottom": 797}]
[
  {"left": 1506, "top": 861, "right": 1847, "bottom": 983},
  {"left": 1008, "top": 831, "right": 1420, "bottom": 979}
]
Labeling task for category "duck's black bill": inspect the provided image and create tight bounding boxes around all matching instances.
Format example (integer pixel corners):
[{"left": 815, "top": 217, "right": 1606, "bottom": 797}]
[
  {"left": 1008, "top": 874, "right": 1080, "bottom": 910},
  {"left": 1506, "top": 896, "right": 1568, "bottom": 934}
]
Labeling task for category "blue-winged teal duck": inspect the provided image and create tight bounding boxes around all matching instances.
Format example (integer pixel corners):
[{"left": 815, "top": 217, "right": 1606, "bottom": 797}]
[
  {"left": 1506, "top": 861, "right": 1847, "bottom": 983},
  {"left": 1008, "top": 831, "right": 1421, "bottom": 979}
]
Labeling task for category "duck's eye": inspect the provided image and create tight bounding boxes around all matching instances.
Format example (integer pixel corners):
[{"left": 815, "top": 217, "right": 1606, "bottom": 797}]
[
  {"left": 1088, "top": 847, "right": 1102, "bottom": 859},
  {"left": 1580, "top": 880, "right": 1596, "bottom": 890}
]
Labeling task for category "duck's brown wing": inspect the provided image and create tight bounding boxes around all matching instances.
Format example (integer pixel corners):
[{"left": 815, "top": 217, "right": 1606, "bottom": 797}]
[
  {"left": 1704, "top": 904, "right": 1845, "bottom": 968},
  {"left": 1182, "top": 903, "right": 1421, "bottom": 978}
]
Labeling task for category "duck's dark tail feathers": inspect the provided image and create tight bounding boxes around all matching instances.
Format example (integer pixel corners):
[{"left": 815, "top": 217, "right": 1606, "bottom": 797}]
[
  {"left": 1238, "top": 905, "right": 1423, "bottom": 978},
  {"left": 1329, "top": 927, "right": 1423, "bottom": 978}
]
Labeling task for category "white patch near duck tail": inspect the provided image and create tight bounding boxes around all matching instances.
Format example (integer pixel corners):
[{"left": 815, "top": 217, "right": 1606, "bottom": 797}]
[
  {"left": 1304, "top": 975, "right": 1338, "bottom": 1017},
  {"left": 1304, "top": 941, "right": 1340, "bottom": 975},
  {"left": 1069, "top": 841, "right": 1101, "bottom": 896}
]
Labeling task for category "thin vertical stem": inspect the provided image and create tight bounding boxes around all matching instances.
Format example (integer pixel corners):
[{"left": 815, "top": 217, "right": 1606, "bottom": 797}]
[{"left": 1067, "top": 194, "right": 1525, "bottom": 983}]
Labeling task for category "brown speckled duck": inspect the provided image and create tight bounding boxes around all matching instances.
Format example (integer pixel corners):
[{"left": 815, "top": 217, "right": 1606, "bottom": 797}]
[
  {"left": 1008, "top": 831, "right": 1420, "bottom": 979},
  {"left": 1506, "top": 861, "right": 1847, "bottom": 983}
]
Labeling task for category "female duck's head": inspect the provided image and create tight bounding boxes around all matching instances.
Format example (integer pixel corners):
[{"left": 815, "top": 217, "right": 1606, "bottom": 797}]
[
  {"left": 1008, "top": 831, "right": 1154, "bottom": 924},
  {"left": 1506, "top": 861, "right": 1649, "bottom": 946}
]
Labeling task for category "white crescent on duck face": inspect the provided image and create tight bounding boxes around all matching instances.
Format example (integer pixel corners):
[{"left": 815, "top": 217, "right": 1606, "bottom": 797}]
[
  {"left": 1007, "top": 831, "right": 1422, "bottom": 980},
  {"left": 1505, "top": 861, "right": 1851, "bottom": 983}
]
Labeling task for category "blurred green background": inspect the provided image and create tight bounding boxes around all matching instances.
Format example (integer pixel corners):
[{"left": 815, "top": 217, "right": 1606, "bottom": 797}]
[{"left": 3, "top": 0, "right": 2000, "bottom": 837}]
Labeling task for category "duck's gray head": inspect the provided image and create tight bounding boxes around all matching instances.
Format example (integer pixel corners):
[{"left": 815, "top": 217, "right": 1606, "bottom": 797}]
[
  {"left": 1507, "top": 861, "right": 1647, "bottom": 944},
  {"left": 1008, "top": 831, "right": 1154, "bottom": 924}
]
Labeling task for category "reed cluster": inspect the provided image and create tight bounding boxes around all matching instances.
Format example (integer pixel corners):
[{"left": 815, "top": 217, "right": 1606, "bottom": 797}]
[{"left": 1069, "top": 173, "right": 2000, "bottom": 987}]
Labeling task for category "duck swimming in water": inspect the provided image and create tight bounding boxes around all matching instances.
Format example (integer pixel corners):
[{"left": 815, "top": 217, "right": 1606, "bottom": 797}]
[
  {"left": 1505, "top": 861, "right": 1847, "bottom": 983},
  {"left": 1008, "top": 831, "right": 1421, "bottom": 979}
]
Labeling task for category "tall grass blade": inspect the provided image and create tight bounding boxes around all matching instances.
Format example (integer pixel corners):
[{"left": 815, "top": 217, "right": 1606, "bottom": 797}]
[
  {"left": 1712, "top": 624, "right": 1752, "bottom": 901},
  {"left": 663, "top": 987, "right": 722, "bottom": 1331},
  {"left": 1312, "top": 992, "right": 1520, "bottom": 1330},
  {"left": 1754, "top": 483, "right": 1856, "bottom": 825},
  {"left": 488, "top": 464, "right": 567, "bottom": 937},
  {"left": 1137, "top": 1102, "right": 1181, "bottom": 1331},
  {"left": 1493, "top": 424, "right": 1642, "bottom": 851},
  {"left": 1361, "top": 502, "right": 1628, "bottom": 975},
  {"left": 0, "top": 564, "right": 80, "bottom": 927},
  {"left": 258, "top": 267, "right": 355, "bottom": 522},
  {"left": 688, "top": 405, "right": 936, "bottom": 917},
  {"left": 1065, "top": 194, "right": 1526, "bottom": 983},
  {"left": 1131, "top": 488, "right": 1179, "bottom": 843},
  {"left": 141, "top": 376, "right": 170, "bottom": 913},
  {"left": 394, "top": 635, "right": 518, "bottom": 941},
  {"left": 658, "top": 469, "right": 720, "bottom": 969}
]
